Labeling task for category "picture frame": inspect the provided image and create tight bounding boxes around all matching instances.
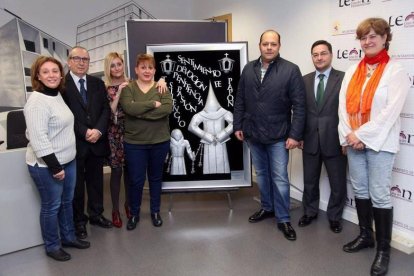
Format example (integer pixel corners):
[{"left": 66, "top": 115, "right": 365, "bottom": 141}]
[{"left": 146, "top": 42, "right": 251, "bottom": 191}]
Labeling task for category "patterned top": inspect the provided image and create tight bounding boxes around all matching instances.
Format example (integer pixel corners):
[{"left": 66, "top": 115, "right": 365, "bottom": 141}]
[{"left": 106, "top": 85, "right": 126, "bottom": 168}]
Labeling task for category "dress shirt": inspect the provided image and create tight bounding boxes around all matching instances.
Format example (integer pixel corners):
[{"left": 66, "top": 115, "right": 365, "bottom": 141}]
[
  {"left": 70, "top": 71, "right": 87, "bottom": 93},
  {"left": 314, "top": 67, "right": 332, "bottom": 98}
]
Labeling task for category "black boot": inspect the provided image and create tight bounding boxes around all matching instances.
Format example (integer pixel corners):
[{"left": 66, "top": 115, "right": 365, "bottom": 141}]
[
  {"left": 343, "top": 198, "right": 375, "bottom": 253},
  {"left": 371, "top": 208, "right": 393, "bottom": 276}
]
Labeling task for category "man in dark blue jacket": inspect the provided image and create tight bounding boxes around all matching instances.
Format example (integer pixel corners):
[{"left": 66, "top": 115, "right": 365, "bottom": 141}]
[{"left": 234, "top": 30, "right": 306, "bottom": 241}]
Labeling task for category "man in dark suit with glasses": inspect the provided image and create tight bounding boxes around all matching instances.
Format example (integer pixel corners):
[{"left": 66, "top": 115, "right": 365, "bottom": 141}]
[{"left": 63, "top": 46, "right": 112, "bottom": 239}]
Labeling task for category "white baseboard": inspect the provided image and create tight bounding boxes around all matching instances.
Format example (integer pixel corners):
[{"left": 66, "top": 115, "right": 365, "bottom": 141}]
[{"left": 391, "top": 230, "right": 414, "bottom": 254}]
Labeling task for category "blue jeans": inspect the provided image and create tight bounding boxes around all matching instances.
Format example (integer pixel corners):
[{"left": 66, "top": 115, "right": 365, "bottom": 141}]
[
  {"left": 247, "top": 140, "right": 290, "bottom": 223},
  {"left": 124, "top": 141, "right": 169, "bottom": 216},
  {"left": 347, "top": 147, "right": 395, "bottom": 208},
  {"left": 28, "top": 160, "right": 77, "bottom": 252}
]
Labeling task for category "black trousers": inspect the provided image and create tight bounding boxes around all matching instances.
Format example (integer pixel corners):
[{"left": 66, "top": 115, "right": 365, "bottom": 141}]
[
  {"left": 73, "top": 153, "right": 104, "bottom": 226},
  {"left": 302, "top": 149, "right": 347, "bottom": 221}
]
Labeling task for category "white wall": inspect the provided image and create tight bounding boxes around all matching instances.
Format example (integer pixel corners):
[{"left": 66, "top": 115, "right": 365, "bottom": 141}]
[{"left": 190, "top": 0, "right": 333, "bottom": 75}]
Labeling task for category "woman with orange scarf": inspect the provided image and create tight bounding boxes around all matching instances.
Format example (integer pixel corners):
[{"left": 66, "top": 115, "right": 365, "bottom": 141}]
[{"left": 338, "top": 18, "right": 410, "bottom": 276}]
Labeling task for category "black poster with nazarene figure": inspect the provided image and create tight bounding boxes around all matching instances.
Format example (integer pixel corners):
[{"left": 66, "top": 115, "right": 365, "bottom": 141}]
[{"left": 147, "top": 43, "right": 251, "bottom": 190}]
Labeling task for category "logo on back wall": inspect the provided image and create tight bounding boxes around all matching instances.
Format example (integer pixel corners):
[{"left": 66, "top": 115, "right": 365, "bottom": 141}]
[
  {"left": 336, "top": 48, "right": 362, "bottom": 61},
  {"left": 332, "top": 21, "right": 356, "bottom": 36},
  {"left": 393, "top": 166, "right": 414, "bottom": 176},
  {"left": 391, "top": 53, "right": 414, "bottom": 60},
  {"left": 405, "top": 12, "right": 414, "bottom": 27},
  {"left": 338, "top": 0, "right": 371, "bottom": 8},
  {"left": 388, "top": 12, "right": 414, "bottom": 28},
  {"left": 399, "top": 131, "right": 414, "bottom": 145},
  {"left": 393, "top": 220, "right": 414, "bottom": 232},
  {"left": 391, "top": 185, "right": 413, "bottom": 202}
]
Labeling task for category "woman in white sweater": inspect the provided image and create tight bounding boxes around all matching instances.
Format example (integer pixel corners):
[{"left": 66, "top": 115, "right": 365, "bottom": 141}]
[
  {"left": 338, "top": 18, "right": 410, "bottom": 276},
  {"left": 24, "top": 56, "right": 90, "bottom": 261}
]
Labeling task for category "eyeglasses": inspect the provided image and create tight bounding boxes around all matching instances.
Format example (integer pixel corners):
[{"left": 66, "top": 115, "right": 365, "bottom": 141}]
[{"left": 70, "top": 56, "right": 90, "bottom": 63}]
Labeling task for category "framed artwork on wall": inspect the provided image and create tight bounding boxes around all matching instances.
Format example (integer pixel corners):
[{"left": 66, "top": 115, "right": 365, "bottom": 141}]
[{"left": 146, "top": 42, "right": 251, "bottom": 191}]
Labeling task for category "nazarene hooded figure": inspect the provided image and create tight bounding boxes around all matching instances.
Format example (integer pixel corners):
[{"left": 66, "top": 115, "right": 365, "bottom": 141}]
[
  {"left": 188, "top": 82, "right": 233, "bottom": 174},
  {"left": 168, "top": 129, "right": 195, "bottom": 175}
]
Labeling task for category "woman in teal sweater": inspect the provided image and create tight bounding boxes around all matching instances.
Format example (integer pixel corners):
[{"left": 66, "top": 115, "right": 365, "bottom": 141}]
[{"left": 120, "top": 54, "right": 172, "bottom": 230}]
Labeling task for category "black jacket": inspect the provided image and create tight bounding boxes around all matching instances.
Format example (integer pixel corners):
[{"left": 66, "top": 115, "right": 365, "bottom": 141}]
[
  {"left": 234, "top": 55, "right": 306, "bottom": 144},
  {"left": 62, "top": 73, "right": 110, "bottom": 158}
]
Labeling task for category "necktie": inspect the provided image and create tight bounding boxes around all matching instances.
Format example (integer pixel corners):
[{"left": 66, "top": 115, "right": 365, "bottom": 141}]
[
  {"left": 79, "top": 79, "right": 87, "bottom": 104},
  {"left": 316, "top": 74, "right": 325, "bottom": 106}
]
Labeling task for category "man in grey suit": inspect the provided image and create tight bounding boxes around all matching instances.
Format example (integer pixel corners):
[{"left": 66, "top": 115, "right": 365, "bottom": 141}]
[{"left": 298, "top": 40, "right": 347, "bottom": 233}]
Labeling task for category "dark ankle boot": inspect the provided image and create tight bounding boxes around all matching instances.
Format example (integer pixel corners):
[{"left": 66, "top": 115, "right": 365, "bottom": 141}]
[
  {"left": 343, "top": 198, "right": 375, "bottom": 253},
  {"left": 370, "top": 208, "right": 393, "bottom": 276}
]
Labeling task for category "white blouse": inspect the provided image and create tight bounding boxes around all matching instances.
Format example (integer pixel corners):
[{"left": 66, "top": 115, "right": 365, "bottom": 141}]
[{"left": 338, "top": 59, "right": 410, "bottom": 153}]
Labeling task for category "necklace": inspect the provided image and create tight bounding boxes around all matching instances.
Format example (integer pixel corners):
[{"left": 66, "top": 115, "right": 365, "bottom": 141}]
[{"left": 366, "top": 64, "right": 378, "bottom": 78}]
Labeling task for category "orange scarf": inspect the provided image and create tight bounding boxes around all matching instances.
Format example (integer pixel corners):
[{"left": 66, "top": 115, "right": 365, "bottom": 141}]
[{"left": 346, "top": 49, "right": 390, "bottom": 130}]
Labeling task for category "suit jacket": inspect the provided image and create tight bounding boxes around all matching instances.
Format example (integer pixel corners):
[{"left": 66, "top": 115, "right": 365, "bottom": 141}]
[
  {"left": 302, "top": 68, "right": 344, "bottom": 156},
  {"left": 62, "top": 73, "right": 110, "bottom": 158}
]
